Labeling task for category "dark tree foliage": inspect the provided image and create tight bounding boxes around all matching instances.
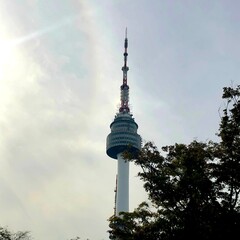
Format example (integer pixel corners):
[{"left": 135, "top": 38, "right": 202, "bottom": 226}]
[
  {"left": 108, "top": 85, "right": 240, "bottom": 240},
  {"left": 0, "top": 227, "right": 31, "bottom": 240}
]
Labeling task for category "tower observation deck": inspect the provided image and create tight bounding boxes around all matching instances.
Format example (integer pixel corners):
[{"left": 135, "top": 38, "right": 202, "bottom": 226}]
[{"left": 106, "top": 30, "right": 141, "bottom": 216}]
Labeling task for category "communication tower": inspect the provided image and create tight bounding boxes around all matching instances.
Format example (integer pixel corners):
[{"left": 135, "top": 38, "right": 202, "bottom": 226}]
[{"left": 106, "top": 30, "right": 141, "bottom": 216}]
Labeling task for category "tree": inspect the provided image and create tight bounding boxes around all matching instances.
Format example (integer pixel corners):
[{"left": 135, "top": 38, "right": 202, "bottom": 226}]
[
  {"left": 0, "top": 227, "right": 91, "bottom": 240},
  {"left": 108, "top": 85, "right": 240, "bottom": 240},
  {"left": 0, "top": 227, "right": 31, "bottom": 240}
]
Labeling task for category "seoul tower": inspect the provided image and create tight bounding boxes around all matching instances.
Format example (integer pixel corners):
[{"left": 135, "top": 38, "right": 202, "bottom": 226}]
[{"left": 106, "top": 30, "right": 141, "bottom": 216}]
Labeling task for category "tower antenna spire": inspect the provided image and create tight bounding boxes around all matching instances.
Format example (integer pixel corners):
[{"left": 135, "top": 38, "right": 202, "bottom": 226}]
[{"left": 119, "top": 29, "right": 130, "bottom": 113}]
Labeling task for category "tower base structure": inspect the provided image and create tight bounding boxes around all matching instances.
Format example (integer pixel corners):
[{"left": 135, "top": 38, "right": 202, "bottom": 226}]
[{"left": 116, "top": 153, "right": 129, "bottom": 215}]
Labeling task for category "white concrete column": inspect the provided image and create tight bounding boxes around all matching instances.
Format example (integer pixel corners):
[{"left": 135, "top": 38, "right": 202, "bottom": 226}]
[{"left": 116, "top": 152, "right": 129, "bottom": 216}]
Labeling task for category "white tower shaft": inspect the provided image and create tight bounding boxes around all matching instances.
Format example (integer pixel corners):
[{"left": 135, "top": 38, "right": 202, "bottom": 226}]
[{"left": 116, "top": 153, "right": 129, "bottom": 215}]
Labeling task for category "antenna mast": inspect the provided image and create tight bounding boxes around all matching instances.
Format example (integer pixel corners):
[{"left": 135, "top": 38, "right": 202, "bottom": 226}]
[
  {"left": 119, "top": 28, "right": 130, "bottom": 113},
  {"left": 114, "top": 175, "right": 117, "bottom": 216}
]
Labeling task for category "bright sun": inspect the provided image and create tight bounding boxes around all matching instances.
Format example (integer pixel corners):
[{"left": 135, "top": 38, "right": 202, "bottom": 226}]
[
  {"left": 0, "top": 35, "right": 23, "bottom": 108},
  {"left": 0, "top": 40, "right": 16, "bottom": 78}
]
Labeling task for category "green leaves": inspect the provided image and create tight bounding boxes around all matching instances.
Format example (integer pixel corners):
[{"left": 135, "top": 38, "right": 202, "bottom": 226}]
[{"left": 0, "top": 227, "right": 31, "bottom": 240}]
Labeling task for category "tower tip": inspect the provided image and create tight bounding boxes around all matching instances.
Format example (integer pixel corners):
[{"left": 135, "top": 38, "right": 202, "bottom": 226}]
[{"left": 124, "top": 28, "right": 128, "bottom": 49}]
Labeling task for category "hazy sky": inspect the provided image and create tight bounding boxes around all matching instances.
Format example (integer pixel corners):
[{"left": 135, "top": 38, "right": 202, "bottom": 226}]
[{"left": 0, "top": 1, "right": 239, "bottom": 239}]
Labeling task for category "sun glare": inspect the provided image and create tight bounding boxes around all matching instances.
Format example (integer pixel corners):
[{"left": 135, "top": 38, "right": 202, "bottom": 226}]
[
  {"left": 0, "top": 40, "right": 16, "bottom": 77},
  {"left": 0, "top": 35, "right": 24, "bottom": 113}
]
